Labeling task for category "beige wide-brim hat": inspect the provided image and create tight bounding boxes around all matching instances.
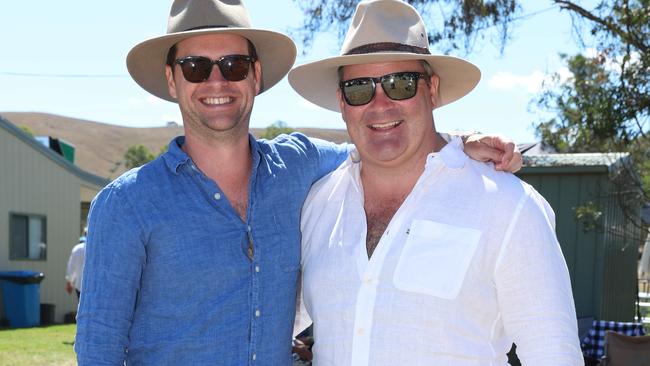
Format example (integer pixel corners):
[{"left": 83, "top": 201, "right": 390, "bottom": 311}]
[
  {"left": 127, "top": 0, "right": 296, "bottom": 102},
  {"left": 289, "top": 0, "right": 481, "bottom": 112}
]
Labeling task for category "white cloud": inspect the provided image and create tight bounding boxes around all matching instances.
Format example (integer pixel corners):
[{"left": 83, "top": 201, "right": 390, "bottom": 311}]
[
  {"left": 487, "top": 71, "right": 545, "bottom": 93},
  {"left": 584, "top": 47, "right": 599, "bottom": 59},
  {"left": 583, "top": 47, "right": 641, "bottom": 73},
  {"left": 556, "top": 66, "right": 572, "bottom": 83}
]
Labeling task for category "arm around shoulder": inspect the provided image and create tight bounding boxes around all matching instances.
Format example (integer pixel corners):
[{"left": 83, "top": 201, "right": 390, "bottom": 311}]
[
  {"left": 294, "top": 132, "right": 351, "bottom": 178},
  {"left": 454, "top": 132, "right": 522, "bottom": 172}
]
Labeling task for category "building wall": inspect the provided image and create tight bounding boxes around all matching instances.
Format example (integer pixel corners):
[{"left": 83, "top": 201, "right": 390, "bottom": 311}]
[
  {"left": 519, "top": 169, "right": 639, "bottom": 323},
  {"left": 0, "top": 127, "right": 84, "bottom": 323},
  {"left": 599, "top": 178, "right": 643, "bottom": 321},
  {"left": 520, "top": 172, "right": 605, "bottom": 320}
]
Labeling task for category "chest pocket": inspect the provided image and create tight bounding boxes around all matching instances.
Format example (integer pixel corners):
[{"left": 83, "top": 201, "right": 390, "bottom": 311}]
[{"left": 393, "top": 220, "right": 481, "bottom": 300}]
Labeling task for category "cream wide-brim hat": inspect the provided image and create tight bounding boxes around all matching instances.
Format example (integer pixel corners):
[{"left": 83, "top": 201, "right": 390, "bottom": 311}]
[
  {"left": 127, "top": 0, "right": 296, "bottom": 102},
  {"left": 288, "top": 0, "right": 481, "bottom": 112}
]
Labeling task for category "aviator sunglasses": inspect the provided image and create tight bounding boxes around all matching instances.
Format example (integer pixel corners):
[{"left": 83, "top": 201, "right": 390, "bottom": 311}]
[
  {"left": 174, "top": 55, "right": 256, "bottom": 83},
  {"left": 339, "top": 72, "right": 428, "bottom": 106}
]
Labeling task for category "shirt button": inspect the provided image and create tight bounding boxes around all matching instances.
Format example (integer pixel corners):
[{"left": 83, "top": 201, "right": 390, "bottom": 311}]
[
  {"left": 252, "top": 353, "right": 257, "bottom": 361},
  {"left": 357, "top": 328, "right": 365, "bottom": 336},
  {"left": 255, "top": 266, "right": 260, "bottom": 273},
  {"left": 255, "top": 309, "right": 261, "bottom": 317},
  {"left": 213, "top": 192, "right": 221, "bottom": 200}
]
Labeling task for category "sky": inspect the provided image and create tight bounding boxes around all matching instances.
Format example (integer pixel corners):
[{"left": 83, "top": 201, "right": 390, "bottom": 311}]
[{"left": 0, "top": 1, "right": 594, "bottom": 143}]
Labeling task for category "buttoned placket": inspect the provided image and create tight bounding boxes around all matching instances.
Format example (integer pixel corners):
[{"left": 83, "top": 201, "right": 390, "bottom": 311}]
[
  {"left": 246, "top": 148, "right": 262, "bottom": 365},
  {"left": 187, "top": 146, "right": 264, "bottom": 365},
  {"left": 349, "top": 154, "right": 444, "bottom": 366}
]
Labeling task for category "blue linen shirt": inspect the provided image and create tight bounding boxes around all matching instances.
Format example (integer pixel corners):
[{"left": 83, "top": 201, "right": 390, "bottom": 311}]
[{"left": 75, "top": 133, "right": 348, "bottom": 365}]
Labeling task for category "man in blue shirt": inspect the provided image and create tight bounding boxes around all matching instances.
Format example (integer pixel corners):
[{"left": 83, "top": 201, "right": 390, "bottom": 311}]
[{"left": 75, "top": 0, "right": 521, "bottom": 365}]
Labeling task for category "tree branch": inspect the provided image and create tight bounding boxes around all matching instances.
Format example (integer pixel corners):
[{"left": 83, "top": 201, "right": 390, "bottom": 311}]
[{"left": 553, "top": 0, "right": 648, "bottom": 54}]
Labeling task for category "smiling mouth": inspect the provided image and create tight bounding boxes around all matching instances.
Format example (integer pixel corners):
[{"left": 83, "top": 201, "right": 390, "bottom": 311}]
[
  {"left": 201, "top": 97, "right": 233, "bottom": 105},
  {"left": 369, "top": 120, "right": 402, "bottom": 130}
]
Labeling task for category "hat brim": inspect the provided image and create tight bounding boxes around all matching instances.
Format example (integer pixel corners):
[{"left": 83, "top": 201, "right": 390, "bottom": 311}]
[
  {"left": 288, "top": 53, "right": 480, "bottom": 112},
  {"left": 127, "top": 28, "right": 296, "bottom": 102}
]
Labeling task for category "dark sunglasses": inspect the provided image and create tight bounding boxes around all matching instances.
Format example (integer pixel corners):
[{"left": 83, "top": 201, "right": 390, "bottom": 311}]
[
  {"left": 173, "top": 55, "right": 256, "bottom": 83},
  {"left": 339, "top": 72, "right": 428, "bottom": 106}
]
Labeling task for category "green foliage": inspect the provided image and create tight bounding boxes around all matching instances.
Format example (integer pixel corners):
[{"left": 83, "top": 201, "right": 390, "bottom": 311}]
[
  {"left": 260, "top": 121, "right": 295, "bottom": 139},
  {"left": 124, "top": 144, "right": 156, "bottom": 169},
  {"left": 574, "top": 201, "right": 603, "bottom": 232},
  {"left": 19, "top": 125, "right": 34, "bottom": 137},
  {"left": 535, "top": 53, "right": 637, "bottom": 153}
]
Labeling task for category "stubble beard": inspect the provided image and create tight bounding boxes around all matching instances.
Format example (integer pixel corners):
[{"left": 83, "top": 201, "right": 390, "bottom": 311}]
[{"left": 182, "top": 102, "right": 254, "bottom": 145}]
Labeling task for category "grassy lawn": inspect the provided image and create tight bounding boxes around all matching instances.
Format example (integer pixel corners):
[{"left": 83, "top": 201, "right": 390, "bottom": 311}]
[{"left": 0, "top": 324, "right": 76, "bottom": 366}]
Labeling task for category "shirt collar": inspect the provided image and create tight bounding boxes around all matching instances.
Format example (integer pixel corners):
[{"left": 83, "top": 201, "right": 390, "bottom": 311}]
[
  {"left": 162, "top": 136, "right": 191, "bottom": 174},
  {"left": 428, "top": 136, "right": 467, "bottom": 170},
  {"left": 345, "top": 135, "right": 468, "bottom": 171},
  {"left": 162, "top": 135, "right": 262, "bottom": 175}
]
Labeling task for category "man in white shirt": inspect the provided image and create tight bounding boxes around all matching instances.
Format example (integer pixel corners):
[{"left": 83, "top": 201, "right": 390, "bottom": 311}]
[
  {"left": 289, "top": 0, "right": 584, "bottom": 365},
  {"left": 66, "top": 229, "right": 86, "bottom": 298}
]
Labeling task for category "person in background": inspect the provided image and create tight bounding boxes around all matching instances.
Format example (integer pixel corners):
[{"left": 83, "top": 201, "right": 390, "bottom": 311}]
[{"left": 65, "top": 228, "right": 86, "bottom": 299}]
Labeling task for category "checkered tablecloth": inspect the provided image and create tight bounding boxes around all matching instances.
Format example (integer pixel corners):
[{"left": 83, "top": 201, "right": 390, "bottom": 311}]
[{"left": 580, "top": 320, "right": 646, "bottom": 359}]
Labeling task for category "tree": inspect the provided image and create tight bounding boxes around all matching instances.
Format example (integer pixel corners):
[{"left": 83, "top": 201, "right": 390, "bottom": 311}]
[
  {"left": 535, "top": 53, "right": 647, "bottom": 154},
  {"left": 291, "top": 0, "right": 521, "bottom": 55},
  {"left": 124, "top": 144, "right": 156, "bottom": 169},
  {"left": 532, "top": 1, "right": 649, "bottom": 232},
  {"left": 260, "top": 121, "right": 295, "bottom": 139},
  {"left": 19, "top": 125, "right": 34, "bottom": 137}
]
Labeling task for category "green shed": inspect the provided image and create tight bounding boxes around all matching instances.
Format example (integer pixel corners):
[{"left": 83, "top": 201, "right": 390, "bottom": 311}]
[{"left": 517, "top": 153, "right": 645, "bottom": 336}]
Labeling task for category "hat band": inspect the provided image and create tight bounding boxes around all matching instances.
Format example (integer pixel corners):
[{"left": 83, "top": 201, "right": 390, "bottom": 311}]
[
  {"left": 182, "top": 25, "right": 229, "bottom": 32},
  {"left": 344, "top": 42, "right": 430, "bottom": 56}
]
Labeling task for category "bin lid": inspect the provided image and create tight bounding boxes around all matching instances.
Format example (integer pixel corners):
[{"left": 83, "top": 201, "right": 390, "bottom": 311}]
[{"left": 0, "top": 270, "right": 44, "bottom": 284}]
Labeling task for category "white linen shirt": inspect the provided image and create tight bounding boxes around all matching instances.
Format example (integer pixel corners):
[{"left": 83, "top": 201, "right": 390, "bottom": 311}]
[{"left": 297, "top": 137, "right": 583, "bottom": 366}]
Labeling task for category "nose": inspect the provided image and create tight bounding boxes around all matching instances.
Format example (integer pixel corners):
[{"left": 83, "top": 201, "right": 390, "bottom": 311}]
[
  {"left": 206, "top": 64, "right": 227, "bottom": 82},
  {"left": 370, "top": 82, "right": 395, "bottom": 107}
]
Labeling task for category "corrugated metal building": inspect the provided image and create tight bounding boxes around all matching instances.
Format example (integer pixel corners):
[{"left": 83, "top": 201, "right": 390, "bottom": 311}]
[
  {"left": 0, "top": 115, "right": 108, "bottom": 324},
  {"left": 518, "top": 153, "right": 645, "bottom": 335}
]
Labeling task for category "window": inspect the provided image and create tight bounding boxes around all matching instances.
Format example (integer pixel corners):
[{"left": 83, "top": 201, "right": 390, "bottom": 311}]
[{"left": 10, "top": 213, "right": 47, "bottom": 260}]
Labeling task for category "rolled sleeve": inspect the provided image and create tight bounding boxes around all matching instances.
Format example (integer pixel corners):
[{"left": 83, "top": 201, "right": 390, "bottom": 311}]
[
  {"left": 75, "top": 185, "right": 147, "bottom": 365},
  {"left": 495, "top": 190, "right": 583, "bottom": 365},
  {"left": 287, "top": 133, "right": 350, "bottom": 178}
]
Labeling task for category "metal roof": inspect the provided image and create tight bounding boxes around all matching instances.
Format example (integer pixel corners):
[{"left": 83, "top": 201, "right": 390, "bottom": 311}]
[
  {"left": 0, "top": 115, "right": 110, "bottom": 188},
  {"left": 523, "top": 153, "right": 629, "bottom": 168}
]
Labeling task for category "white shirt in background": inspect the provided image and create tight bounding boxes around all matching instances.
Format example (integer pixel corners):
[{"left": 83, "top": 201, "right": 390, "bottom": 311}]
[{"left": 66, "top": 241, "right": 85, "bottom": 292}]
